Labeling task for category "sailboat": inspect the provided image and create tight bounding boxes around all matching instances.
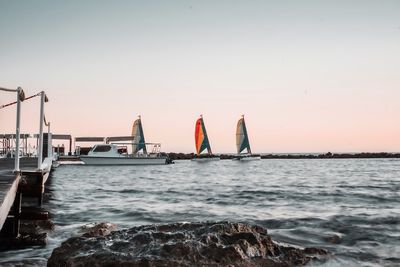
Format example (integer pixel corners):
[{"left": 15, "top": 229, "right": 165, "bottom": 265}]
[
  {"left": 234, "top": 115, "right": 261, "bottom": 161},
  {"left": 131, "top": 116, "right": 147, "bottom": 155},
  {"left": 80, "top": 116, "right": 171, "bottom": 165},
  {"left": 192, "top": 115, "right": 220, "bottom": 161}
]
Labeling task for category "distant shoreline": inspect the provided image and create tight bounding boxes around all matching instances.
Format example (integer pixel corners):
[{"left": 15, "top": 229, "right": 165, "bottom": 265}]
[{"left": 167, "top": 152, "right": 400, "bottom": 160}]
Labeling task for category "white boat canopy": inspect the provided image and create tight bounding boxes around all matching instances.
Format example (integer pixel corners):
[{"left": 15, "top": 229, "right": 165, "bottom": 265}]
[
  {"left": 105, "top": 136, "right": 136, "bottom": 143},
  {"left": 75, "top": 137, "right": 105, "bottom": 142}
]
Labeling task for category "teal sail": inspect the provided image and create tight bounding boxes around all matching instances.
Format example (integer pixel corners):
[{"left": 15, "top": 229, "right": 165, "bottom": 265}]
[
  {"left": 236, "top": 116, "right": 252, "bottom": 154},
  {"left": 131, "top": 116, "right": 147, "bottom": 154}
]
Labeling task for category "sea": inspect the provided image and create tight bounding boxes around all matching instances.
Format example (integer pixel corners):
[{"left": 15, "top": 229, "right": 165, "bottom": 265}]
[{"left": 1, "top": 159, "right": 399, "bottom": 266}]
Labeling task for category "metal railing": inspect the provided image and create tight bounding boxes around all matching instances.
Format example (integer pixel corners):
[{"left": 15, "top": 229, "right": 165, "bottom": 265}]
[{"left": 1, "top": 87, "right": 50, "bottom": 171}]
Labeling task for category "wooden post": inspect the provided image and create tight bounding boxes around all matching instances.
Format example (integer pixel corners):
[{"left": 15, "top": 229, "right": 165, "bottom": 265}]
[
  {"left": 37, "top": 92, "right": 45, "bottom": 169},
  {"left": 14, "top": 87, "right": 23, "bottom": 172},
  {"left": 47, "top": 124, "right": 52, "bottom": 159},
  {"left": 69, "top": 137, "right": 72, "bottom": 156},
  {"left": 24, "top": 135, "right": 28, "bottom": 156},
  {"left": 12, "top": 192, "right": 21, "bottom": 237},
  {"left": 38, "top": 173, "right": 44, "bottom": 206}
]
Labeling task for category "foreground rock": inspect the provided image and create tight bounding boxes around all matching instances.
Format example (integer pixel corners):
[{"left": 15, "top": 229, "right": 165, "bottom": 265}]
[{"left": 48, "top": 221, "right": 328, "bottom": 267}]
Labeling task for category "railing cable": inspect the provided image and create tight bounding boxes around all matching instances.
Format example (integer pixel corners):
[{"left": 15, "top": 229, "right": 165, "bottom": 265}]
[{"left": 0, "top": 92, "right": 41, "bottom": 110}]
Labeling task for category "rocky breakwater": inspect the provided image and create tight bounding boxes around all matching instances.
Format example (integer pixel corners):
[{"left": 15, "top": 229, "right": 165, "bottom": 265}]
[{"left": 48, "top": 221, "right": 328, "bottom": 266}]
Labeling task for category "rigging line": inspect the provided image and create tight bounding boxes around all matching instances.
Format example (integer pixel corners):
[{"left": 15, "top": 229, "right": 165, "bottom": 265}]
[
  {"left": 0, "top": 87, "right": 18, "bottom": 92},
  {"left": 44, "top": 114, "right": 50, "bottom": 126},
  {"left": 0, "top": 92, "right": 41, "bottom": 110}
]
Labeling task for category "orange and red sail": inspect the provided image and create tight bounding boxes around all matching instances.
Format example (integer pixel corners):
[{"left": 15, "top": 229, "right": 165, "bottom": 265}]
[{"left": 195, "top": 116, "right": 212, "bottom": 155}]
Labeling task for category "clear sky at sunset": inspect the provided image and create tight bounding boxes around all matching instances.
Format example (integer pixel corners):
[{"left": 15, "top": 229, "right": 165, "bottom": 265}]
[{"left": 1, "top": 0, "right": 399, "bottom": 153}]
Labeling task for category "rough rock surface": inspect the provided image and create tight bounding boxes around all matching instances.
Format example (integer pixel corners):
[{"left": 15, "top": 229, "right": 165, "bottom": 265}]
[
  {"left": 48, "top": 221, "right": 328, "bottom": 267},
  {"left": 81, "top": 222, "right": 117, "bottom": 237}
]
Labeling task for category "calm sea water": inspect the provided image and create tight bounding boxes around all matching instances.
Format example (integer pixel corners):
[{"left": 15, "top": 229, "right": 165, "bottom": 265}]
[{"left": 1, "top": 159, "right": 399, "bottom": 266}]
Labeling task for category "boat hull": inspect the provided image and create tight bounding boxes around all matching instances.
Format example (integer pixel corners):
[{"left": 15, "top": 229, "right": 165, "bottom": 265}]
[
  {"left": 233, "top": 155, "right": 261, "bottom": 161},
  {"left": 191, "top": 157, "right": 220, "bottom": 162},
  {"left": 80, "top": 156, "right": 169, "bottom": 165}
]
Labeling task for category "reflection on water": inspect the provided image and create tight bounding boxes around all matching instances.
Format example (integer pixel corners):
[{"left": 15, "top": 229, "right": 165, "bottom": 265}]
[{"left": 1, "top": 159, "right": 399, "bottom": 266}]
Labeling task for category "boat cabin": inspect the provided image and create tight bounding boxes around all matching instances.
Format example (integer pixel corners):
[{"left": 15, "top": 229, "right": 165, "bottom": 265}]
[{"left": 87, "top": 144, "right": 128, "bottom": 157}]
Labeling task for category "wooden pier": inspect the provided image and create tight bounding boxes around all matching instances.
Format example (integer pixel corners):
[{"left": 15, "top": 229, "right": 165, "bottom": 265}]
[
  {"left": 0, "top": 157, "right": 52, "bottom": 240},
  {"left": 0, "top": 161, "right": 21, "bottom": 234},
  {"left": 0, "top": 86, "right": 55, "bottom": 248}
]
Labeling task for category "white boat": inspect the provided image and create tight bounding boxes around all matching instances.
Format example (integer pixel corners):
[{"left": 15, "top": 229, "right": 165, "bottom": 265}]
[
  {"left": 80, "top": 116, "right": 171, "bottom": 165},
  {"left": 192, "top": 115, "right": 220, "bottom": 161},
  {"left": 234, "top": 115, "right": 261, "bottom": 161},
  {"left": 80, "top": 144, "right": 169, "bottom": 165}
]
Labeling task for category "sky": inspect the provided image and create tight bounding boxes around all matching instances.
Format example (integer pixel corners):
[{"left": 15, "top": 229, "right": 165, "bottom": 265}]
[{"left": 1, "top": 0, "right": 399, "bottom": 153}]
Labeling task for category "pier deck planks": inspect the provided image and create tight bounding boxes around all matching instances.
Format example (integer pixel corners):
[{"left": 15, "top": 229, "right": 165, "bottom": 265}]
[{"left": 0, "top": 158, "right": 45, "bottom": 231}]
